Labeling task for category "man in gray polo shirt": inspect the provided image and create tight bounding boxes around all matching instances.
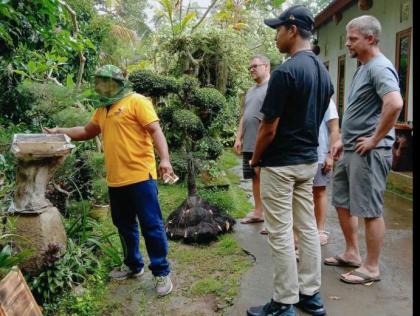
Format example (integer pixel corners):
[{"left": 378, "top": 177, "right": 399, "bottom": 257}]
[
  {"left": 234, "top": 54, "right": 270, "bottom": 228},
  {"left": 324, "top": 15, "right": 403, "bottom": 285}
]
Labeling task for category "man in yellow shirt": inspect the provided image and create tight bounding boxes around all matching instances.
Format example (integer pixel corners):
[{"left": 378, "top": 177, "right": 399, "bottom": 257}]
[{"left": 44, "top": 65, "right": 174, "bottom": 297}]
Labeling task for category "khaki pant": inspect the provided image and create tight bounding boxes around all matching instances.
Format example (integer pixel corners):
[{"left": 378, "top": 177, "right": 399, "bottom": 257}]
[{"left": 260, "top": 163, "right": 321, "bottom": 304}]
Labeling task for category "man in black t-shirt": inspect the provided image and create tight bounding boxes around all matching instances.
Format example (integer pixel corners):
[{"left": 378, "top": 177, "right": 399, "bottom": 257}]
[{"left": 247, "top": 5, "right": 333, "bottom": 316}]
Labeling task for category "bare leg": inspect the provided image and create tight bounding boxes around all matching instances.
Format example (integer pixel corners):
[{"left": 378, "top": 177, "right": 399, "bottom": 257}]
[
  {"left": 324, "top": 207, "right": 361, "bottom": 264},
  {"left": 341, "top": 216, "right": 384, "bottom": 281},
  {"left": 313, "top": 186, "right": 327, "bottom": 231},
  {"left": 364, "top": 216, "right": 385, "bottom": 271},
  {"left": 252, "top": 167, "right": 263, "bottom": 218}
]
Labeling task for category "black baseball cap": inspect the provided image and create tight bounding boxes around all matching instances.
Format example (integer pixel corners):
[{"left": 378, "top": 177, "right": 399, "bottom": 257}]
[{"left": 264, "top": 5, "right": 315, "bottom": 32}]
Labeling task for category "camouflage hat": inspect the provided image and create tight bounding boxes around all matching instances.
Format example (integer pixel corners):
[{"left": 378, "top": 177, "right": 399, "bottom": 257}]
[{"left": 94, "top": 64, "right": 125, "bottom": 82}]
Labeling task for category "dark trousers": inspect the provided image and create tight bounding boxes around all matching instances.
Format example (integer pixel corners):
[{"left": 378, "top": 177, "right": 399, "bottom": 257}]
[{"left": 108, "top": 179, "right": 170, "bottom": 277}]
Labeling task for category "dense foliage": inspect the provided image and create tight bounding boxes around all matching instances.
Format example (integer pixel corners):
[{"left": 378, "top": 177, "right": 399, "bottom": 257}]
[
  {"left": 0, "top": 0, "right": 334, "bottom": 310},
  {"left": 129, "top": 69, "right": 179, "bottom": 98}
]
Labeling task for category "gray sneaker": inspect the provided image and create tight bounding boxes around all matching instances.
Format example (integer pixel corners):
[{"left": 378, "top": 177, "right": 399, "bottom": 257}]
[
  {"left": 154, "top": 275, "right": 173, "bottom": 296},
  {"left": 110, "top": 265, "right": 144, "bottom": 280}
]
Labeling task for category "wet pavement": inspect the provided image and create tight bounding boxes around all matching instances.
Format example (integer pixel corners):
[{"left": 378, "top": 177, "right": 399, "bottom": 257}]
[{"left": 226, "top": 162, "right": 413, "bottom": 316}]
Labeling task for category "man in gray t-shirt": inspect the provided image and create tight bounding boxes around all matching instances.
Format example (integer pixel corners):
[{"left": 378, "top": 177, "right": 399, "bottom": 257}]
[
  {"left": 324, "top": 16, "right": 403, "bottom": 285},
  {"left": 234, "top": 54, "right": 270, "bottom": 228}
]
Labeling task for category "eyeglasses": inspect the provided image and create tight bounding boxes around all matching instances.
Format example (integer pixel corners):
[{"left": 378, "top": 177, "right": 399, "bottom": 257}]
[{"left": 248, "top": 64, "right": 266, "bottom": 71}]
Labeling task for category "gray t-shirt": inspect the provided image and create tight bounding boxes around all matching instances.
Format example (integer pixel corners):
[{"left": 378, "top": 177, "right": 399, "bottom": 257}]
[
  {"left": 342, "top": 53, "right": 400, "bottom": 150},
  {"left": 242, "top": 81, "right": 268, "bottom": 152}
]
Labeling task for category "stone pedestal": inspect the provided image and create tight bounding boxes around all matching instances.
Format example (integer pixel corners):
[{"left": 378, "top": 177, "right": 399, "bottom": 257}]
[
  {"left": 11, "top": 208, "right": 67, "bottom": 275},
  {"left": 7, "top": 134, "right": 74, "bottom": 275}
]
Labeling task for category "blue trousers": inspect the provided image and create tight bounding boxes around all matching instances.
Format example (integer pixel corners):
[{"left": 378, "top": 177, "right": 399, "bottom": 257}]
[{"left": 108, "top": 179, "right": 170, "bottom": 277}]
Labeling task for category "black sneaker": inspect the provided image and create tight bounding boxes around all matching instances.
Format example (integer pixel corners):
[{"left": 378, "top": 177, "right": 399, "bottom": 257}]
[
  {"left": 247, "top": 299, "right": 296, "bottom": 316},
  {"left": 295, "top": 292, "right": 326, "bottom": 316}
]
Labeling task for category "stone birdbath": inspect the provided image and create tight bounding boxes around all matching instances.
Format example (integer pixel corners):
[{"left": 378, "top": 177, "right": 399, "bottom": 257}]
[{"left": 7, "top": 133, "right": 74, "bottom": 274}]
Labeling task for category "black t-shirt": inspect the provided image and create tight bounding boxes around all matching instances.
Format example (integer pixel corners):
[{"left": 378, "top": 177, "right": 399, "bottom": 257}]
[{"left": 260, "top": 50, "right": 334, "bottom": 167}]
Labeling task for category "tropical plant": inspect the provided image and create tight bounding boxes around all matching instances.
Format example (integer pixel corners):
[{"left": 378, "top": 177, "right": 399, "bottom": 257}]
[
  {"left": 65, "top": 206, "right": 97, "bottom": 243},
  {"left": 0, "top": 223, "right": 32, "bottom": 278},
  {"left": 30, "top": 240, "right": 99, "bottom": 304}
]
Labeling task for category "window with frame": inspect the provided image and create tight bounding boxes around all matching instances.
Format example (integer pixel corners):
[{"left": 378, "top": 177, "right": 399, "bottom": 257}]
[
  {"left": 336, "top": 55, "right": 346, "bottom": 127},
  {"left": 395, "top": 28, "right": 411, "bottom": 122}
]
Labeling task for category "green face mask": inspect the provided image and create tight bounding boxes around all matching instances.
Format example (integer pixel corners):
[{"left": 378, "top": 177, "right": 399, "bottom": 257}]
[{"left": 91, "top": 77, "right": 134, "bottom": 108}]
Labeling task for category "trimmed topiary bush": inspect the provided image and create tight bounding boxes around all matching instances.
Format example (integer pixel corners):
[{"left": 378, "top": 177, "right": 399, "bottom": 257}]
[
  {"left": 198, "top": 136, "right": 224, "bottom": 161},
  {"left": 172, "top": 110, "right": 204, "bottom": 141},
  {"left": 191, "top": 87, "right": 226, "bottom": 125},
  {"left": 130, "top": 70, "right": 234, "bottom": 244},
  {"left": 129, "top": 70, "right": 179, "bottom": 98}
]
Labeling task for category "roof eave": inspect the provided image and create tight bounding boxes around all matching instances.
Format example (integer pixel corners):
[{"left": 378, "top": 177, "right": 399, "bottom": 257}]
[{"left": 314, "top": 0, "right": 356, "bottom": 29}]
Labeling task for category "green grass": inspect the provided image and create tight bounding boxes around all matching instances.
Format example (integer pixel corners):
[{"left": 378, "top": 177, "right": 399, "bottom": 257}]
[
  {"left": 386, "top": 171, "right": 413, "bottom": 201},
  {"left": 218, "top": 148, "right": 240, "bottom": 170},
  {"left": 198, "top": 150, "right": 250, "bottom": 219},
  {"left": 191, "top": 277, "right": 223, "bottom": 295},
  {"left": 94, "top": 149, "right": 252, "bottom": 315},
  {"left": 51, "top": 149, "right": 253, "bottom": 315},
  {"left": 386, "top": 182, "right": 413, "bottom": 201}
]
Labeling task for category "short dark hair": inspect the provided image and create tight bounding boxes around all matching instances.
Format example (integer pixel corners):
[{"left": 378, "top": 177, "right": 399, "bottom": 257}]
[
  {"left": 312, "top": 45, "right": 320, "bottom": 55},
  {"left": 285, "top": 24, "right": 312, "bottom": 40}
]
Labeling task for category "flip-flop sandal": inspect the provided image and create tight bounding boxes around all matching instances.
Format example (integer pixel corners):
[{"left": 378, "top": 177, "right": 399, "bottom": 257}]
[
  {"left": 324, "top": 255, "right": 361, "bottom": 268},
  {"left": 240, "top": 212, "right": 264, "bottom": 224},
  {"left": 240, "top": 217, "right": 264, "bottom": 224},
  {"left": 259, "top": 227, "right": 268, "bottom": 235},
  {"left": 340, "top": 270, "right": 381, "bottom": 284}
]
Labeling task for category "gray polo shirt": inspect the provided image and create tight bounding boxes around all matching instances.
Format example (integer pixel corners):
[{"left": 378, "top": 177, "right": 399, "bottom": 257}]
[
  {"left": 342, "top": 53, "right": 400, "bottom": 150},
  {"left": 242, "top": 80, "right": 268, "bottom": 152}
]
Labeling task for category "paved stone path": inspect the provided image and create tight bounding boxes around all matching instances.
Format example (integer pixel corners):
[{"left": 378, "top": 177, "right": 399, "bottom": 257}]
[{"left": 226, "top": 159, "right": 412, "bottom": 316}]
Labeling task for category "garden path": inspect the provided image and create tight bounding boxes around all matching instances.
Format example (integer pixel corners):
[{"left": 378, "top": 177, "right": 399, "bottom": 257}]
[{"left": 227, "top": 158, "right": 413, "bottom": 316}]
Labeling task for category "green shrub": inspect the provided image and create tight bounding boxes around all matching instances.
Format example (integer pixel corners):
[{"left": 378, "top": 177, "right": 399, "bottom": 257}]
[
  {"left": 191, "top": 87, "right": 226, "bottom": 124},
  {"left": 48, "top": 263, "right": 108, "bottom": 316},
  {"left": 16, "top": 81, "right": 93, "bottom": 130},
  {"left": 157, "top": 106, "right": 184, "bottom": 149},
  {"left": 30, "top": 240, "right": 99, "bottom": 304},
  {"left": 198, "top": 136, "right": 223, "bottom": 161},
  {"left": 85, "top": 151, "right": 106, "bottom": 179},
  {"left": 65, "top": 204, "right": 98, "bottom": 243},
  {"left": 209, "top": 96, "right": 240, "bottom": 147},
  {"left": 129, "top": 70, "right": 179, "bottom": 98},
  {"left": 158, "top": 106, "right": 176, "bottom": 124},
  {"left": 91, "top": 178, "right": 109, "bottom": 205},
  {"left": 169, "top": 150, "right": 188, "bottom": 181},
  {"left": 51, "top": 107, "right": 92, "bottom": 128},
  {"left": 178, "top": 75, "right": 200, "bottom": 102},
  {"left": 66, "top": 200, "right": 92, "bottom": 217},
  {"left": 0, "top": 218, "right": 33, "bottom": 278},
  {"left": 172, "top": 109, "right": 204, "bottom": 141}
]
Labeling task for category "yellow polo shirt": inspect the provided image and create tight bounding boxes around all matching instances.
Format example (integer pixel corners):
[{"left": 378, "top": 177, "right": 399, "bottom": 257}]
[{"left": 91, "top": 93, "right": 158, "bottom": 187}]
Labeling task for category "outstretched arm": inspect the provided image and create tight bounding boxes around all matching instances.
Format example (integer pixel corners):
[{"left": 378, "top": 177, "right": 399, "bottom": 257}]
[{"left": 43, "top": 121, "right": 101, "bottom": 141}]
